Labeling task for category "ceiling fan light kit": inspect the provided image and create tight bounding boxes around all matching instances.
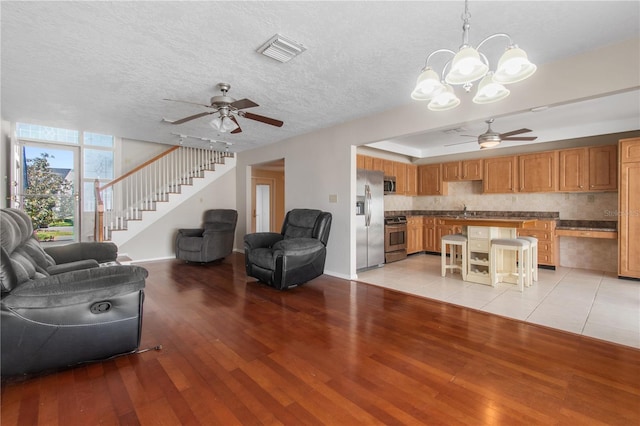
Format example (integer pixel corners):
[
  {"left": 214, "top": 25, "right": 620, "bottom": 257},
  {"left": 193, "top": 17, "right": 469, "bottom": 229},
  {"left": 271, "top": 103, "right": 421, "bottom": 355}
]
[{"left": 411, "top": 0, "right": 536, "bottom": 111}]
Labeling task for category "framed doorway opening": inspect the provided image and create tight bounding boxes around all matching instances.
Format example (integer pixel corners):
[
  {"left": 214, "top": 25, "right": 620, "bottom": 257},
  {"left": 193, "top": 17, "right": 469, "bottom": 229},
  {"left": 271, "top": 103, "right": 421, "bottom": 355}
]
[{"left": 250, "top": 159, "right": 285, "bottom": 233}]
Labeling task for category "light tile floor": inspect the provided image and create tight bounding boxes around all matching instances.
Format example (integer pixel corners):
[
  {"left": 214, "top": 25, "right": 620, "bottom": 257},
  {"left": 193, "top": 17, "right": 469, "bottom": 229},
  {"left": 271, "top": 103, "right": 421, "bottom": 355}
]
[{"left": 357, "top": 253, "right": 640, "bottom": 349}]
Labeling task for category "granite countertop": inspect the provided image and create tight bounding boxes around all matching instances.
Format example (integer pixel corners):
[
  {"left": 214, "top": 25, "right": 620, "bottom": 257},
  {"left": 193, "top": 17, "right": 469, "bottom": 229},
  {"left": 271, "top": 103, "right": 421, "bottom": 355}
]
[
  {"left": 385, "top": 211, "right": 617, "bottom": 232},
  {"left": 386, "top": 210, "right": 560, "bottom": 220},
  {"left": 556, "top": 220, "right": 617, "bottom": 232}
]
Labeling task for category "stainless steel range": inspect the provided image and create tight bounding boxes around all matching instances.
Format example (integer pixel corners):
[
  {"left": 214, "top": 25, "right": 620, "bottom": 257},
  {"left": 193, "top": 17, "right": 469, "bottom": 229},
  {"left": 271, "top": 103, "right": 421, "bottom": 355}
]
[{"left": 384, "top": 215, "right": 407, "bottom": 263}]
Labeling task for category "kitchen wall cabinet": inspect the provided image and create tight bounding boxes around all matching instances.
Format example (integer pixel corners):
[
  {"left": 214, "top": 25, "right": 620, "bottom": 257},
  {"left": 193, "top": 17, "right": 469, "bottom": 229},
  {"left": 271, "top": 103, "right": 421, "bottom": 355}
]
[
  {"left": 559, "top": 148, "right": 589, "bottom": 191},
  {"left": 589, "top": 144, "right": 618, "bottom": 191},
  {"left": 419, "top": 164, "right": 447, "bottom": 196},
  {"left": 558, "top": 145, "right": 618, "bottom": 192},
  {"left": 483, "top": 156, "right": 518, "bottom": 193},
  {"left": 383, "top": 160, "right": 394, "bottom": 177},
  {"left": 518, "top": 151, "right": 558, "bottom": 192},
  {"left": 443, "top": 159, "right": 484, "bottom": 181},
  {"left": 393, "top": 162, "right": 407, "bottom": 195},
  {"left": 406, "top": 164, "right": 418, "bottom": 196},
  {"left": 407, "top": 216, "right": 424, "bottom": 254},
  {"left": 517, "top": 220, "right": 558, "bottom": 268},
  {"left": 618, "top": 137, "right": 640, "bottom": 279}
]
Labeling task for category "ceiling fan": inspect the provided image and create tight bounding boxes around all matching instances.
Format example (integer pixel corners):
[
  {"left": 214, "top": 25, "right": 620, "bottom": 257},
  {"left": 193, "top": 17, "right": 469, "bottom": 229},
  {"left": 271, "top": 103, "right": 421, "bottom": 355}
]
[
  {"left": 163, "top": 83, "right": 284, "bottom": 134},
  {"left": 447, "top": 118, "right": 537, "bottom": 149}
]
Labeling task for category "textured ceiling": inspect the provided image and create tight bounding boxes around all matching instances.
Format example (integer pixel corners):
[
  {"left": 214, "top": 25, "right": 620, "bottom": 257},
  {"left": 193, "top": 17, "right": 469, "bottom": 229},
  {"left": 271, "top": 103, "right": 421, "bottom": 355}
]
[{"left": 1, "top": 1, "right": 639, "bottom": 156}]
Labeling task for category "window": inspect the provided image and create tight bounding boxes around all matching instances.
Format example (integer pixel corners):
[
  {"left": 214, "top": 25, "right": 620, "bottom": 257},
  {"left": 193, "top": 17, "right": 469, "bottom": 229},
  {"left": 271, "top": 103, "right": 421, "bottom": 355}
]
[{"left": 16, "top": 123, "right": 79, "bottom": 144}]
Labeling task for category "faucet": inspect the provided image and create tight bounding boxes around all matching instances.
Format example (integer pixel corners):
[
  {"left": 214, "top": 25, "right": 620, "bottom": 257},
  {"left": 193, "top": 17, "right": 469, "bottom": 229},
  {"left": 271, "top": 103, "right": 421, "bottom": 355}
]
[{"left": 463, "top": 204, "right": 468, "bottom": 218}]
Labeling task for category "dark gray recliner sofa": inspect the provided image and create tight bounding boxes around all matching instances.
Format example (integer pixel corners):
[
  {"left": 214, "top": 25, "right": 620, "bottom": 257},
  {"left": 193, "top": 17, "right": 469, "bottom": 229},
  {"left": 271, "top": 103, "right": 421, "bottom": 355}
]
[
  {"left": 244, "top": 209, "right": 332, "bottom": 290},
  {"left": 1, "top": 208, "right": 147, "bottom": 377},
  {"left": 175, "top": 209, "right": 238, "bottom": 263}
]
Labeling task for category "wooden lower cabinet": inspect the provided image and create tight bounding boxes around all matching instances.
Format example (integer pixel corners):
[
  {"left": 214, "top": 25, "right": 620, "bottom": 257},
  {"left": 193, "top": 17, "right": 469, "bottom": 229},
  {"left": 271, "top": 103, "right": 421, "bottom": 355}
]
[
  {"left": 618, "top": 137, "right": 640, "bottom": 278},
  {"left": 435, "top": 219, "right": 462, "bottom": 253},
  {"left": 424, "top": 217, "right": 436, "bottom": 252},
  {"left": 517, "top": 220, "right": 558, "bottom": 268},
  {"left": 407, "top": 216, "right": 423, "bottom": 254}
]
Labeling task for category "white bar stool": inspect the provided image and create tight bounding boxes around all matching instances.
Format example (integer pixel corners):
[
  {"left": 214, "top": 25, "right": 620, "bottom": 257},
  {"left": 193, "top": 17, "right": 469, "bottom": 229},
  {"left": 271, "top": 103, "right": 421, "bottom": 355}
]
[
  {"left": 490, "top": 238, "right": 531, "bottom": 291},
  {"left": 517, "top": 236, "right": 539, "bottom": 282},
  {"left": 441, "top": 234, "right": 467, "bottom": 281}
]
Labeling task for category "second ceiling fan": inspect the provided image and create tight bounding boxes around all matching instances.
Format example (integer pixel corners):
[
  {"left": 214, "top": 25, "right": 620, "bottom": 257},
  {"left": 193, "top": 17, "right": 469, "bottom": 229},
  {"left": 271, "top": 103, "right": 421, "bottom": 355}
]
[
  {"left": 448, "top": 118, "right": 537, "bottom": 149},
  {"left": 163, "top": 83, "right": 283, "bottom": 134}
]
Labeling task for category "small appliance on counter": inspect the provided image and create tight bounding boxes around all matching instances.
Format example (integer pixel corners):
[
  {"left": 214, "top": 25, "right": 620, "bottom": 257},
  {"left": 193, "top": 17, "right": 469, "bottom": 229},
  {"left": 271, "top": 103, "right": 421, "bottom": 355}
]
[{"left": 384, "top": 215, "right": 407, "bottom": 263}]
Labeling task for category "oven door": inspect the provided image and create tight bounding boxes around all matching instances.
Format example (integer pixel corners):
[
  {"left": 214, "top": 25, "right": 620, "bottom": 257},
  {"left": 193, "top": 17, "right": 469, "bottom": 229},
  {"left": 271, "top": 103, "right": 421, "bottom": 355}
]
[{"left": 385, "top": 224, "right": 406, "bottom": 252}]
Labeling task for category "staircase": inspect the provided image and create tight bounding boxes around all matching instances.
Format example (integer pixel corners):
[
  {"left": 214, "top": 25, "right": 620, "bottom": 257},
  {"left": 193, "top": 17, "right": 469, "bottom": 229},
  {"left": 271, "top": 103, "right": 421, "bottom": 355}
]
[{"left": 94, "top": 146, "right": 235, "bottom": 247}]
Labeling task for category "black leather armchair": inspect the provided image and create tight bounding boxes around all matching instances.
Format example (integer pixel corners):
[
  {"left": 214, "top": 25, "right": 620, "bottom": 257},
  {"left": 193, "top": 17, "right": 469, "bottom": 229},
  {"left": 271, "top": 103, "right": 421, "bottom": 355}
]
[
  {"left": 244, "top": 209, "right": 332, "bottom": 290},
  {"left": 175, "top": 209, "right": 238, "bottom": 263},
  {"left": 0, "top": 208, "right": 147, "bottom": 377}
]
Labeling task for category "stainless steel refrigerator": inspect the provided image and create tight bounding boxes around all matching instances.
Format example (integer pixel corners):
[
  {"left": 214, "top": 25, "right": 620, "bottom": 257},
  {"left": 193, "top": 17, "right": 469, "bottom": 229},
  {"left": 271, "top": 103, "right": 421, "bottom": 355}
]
[{"left": 356, "top": 169, "right": 384, "bottom": 271}]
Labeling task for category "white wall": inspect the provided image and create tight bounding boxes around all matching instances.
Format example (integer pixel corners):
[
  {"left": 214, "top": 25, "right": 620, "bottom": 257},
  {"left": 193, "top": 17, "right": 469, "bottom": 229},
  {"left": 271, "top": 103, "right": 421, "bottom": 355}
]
[{"left": 235, "top": 38, "right": 640, "bottom": 280}]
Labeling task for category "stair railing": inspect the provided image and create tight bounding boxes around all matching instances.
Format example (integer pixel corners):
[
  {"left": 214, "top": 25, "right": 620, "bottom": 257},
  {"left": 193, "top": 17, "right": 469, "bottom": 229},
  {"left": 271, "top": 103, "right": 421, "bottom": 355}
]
[{"left": 94, "top": 146, "right": 233, "bottom": 241}]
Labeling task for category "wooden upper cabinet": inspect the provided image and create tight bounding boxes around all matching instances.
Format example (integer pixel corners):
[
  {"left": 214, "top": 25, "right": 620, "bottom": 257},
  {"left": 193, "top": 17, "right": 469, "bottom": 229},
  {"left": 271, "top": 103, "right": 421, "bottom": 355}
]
[
  {"left": 483, "top": 156, "right": 517, "bottom": 193},
  {"left": 372, "top": 157, "right": 384, "bottom": 172},
  {"left": 518, "top": 151, "right": 558, "bottom": 192},
  {"left": 394, "top": 162, "right": 407, "bottom": 195},
  {"left": 442, "top": 161, "right": 461, "bottom": 181},
  {"left": 356, "top": 154, "right": 366, "bottom": 170},
  {"left": 383, "top": 160, "right": 394, "bottom": 177},
  {"left": 443, "top": 159, "right": 483, "bottom": 181},
  {"left": 418, "top": 164, "right": 447, "bottom": 195},
  {"left": 589, "top": 145, "right": 617, "bottom": 191},
  {"left": 406, "top": 164, "right": 418, "bottom": 196},
  {"left": 462, "top": 159, "right": 483, "bottom": 180},
  {"left": 559, "top": 148, "right": 588, "bottom": 191}
]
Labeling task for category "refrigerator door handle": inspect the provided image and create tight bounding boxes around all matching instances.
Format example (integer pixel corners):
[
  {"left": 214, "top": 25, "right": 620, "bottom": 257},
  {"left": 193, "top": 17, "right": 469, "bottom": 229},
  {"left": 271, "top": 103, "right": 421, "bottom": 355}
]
[{"left": 365, "top": 184, "right": 371, "bottom": 227}]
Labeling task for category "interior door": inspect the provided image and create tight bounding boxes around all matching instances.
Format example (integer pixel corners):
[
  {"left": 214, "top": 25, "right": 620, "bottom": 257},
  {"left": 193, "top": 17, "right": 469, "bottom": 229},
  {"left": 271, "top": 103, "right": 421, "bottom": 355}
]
[{"left": 251, "top": 177, "right": 275, "bottom": 233}]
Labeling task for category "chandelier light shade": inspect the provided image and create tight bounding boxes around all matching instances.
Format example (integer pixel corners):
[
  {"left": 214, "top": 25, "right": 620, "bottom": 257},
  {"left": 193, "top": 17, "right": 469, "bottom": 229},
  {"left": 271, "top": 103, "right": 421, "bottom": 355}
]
[
  {"left": 412, "top": 0, "right": 536, "bottom": 111},
  {"left": 445, "top": 46, "right": 489, "bottom": 85},
  {"left": 428, "top": 84, "right": 461, "bottom": 111},
  {"left": 493, "top": 46, "right": 537, "bottom": 84},
  {"left": 472, "top": 72, "right": 510, "bottom": 104},
  {"left": 411, "top": 67, "right": 446, "bottom": 100}
]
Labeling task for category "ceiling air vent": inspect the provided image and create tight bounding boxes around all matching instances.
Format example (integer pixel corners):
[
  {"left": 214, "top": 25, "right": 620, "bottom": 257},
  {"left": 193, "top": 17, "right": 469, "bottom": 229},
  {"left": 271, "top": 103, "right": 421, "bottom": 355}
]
[{"left": 257, "top": 34, "right": 306, "bottom": 63}]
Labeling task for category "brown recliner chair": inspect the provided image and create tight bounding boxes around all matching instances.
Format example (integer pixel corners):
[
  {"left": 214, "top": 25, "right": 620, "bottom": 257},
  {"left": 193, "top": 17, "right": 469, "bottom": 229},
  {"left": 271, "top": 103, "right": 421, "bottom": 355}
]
[
  {"left": 175, "top": 209, "right": 238, "bottom": 263},
  {"left": 244, "top": 209, "right": 332, "bottom": 290}
]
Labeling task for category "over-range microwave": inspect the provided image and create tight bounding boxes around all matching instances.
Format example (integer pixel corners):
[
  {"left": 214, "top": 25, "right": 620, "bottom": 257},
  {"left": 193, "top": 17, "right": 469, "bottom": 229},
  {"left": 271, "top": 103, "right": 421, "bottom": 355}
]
[{"left": 383, "top": 176, "right": 396, "bottom": 194}]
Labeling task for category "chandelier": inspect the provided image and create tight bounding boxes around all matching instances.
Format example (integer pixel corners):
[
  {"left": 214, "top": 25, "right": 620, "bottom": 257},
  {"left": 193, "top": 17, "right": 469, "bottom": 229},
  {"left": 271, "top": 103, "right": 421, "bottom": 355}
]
[{"left": 411, "top": 0, "right": 537, "bottom": 111}]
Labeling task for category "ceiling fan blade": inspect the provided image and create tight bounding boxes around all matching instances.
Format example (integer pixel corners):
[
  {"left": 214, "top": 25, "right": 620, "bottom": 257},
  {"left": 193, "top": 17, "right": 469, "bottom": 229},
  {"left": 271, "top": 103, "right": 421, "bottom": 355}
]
[
  {"left": 169, "top": 111, "right": 214, "bottom": 125},
  {"left": 459, "top": 134, "right": 478, "bottom": 138},
  {"left": 239, "top": 111, "right": 284, "bottom": 127},
  {"left": 231, "top": 98, "right": 259, "bottom": 110},
  {"left": 502, "top": 136, "right": 538, "bottom": 141},
  {"left": 499, "top": 128, "right": 532, "bottom": 138},
  {"left": 163, "top": 98, "right": 212, "bottom": 108},
  {"left": 230, "top": 116, "right": 242, "bottom": 134}
]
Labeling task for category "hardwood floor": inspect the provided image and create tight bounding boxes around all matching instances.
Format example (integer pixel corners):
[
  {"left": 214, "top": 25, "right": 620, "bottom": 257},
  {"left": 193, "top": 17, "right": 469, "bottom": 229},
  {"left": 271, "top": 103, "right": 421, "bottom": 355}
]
[{"left": 2, "top": 253, "right": 639, "bottom": 425}]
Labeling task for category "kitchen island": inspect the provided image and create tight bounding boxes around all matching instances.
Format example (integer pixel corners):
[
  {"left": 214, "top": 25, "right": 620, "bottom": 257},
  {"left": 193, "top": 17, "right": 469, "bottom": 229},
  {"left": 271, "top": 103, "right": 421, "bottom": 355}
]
[{"left": 441, "top": 217, "right": 538, "bottom": 286}]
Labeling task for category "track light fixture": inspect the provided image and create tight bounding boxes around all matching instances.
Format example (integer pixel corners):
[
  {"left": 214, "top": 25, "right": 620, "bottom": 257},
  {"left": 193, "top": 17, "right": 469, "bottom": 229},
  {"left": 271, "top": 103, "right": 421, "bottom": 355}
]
[{"left": 411, "top": 0, "right": 536, "bottom": 111}]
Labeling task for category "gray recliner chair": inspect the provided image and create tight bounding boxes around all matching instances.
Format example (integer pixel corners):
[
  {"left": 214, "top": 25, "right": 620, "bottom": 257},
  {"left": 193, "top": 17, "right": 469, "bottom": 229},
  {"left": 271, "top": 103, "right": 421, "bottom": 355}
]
[
  {"left": 244, "top": 209, "right": 332, "bottom": 290},
  {"left": 0, "top": 208, "right": 147, "bottom": 377},
  {"left": 175, "top": 209, "right": 238, "bottom": 263}
]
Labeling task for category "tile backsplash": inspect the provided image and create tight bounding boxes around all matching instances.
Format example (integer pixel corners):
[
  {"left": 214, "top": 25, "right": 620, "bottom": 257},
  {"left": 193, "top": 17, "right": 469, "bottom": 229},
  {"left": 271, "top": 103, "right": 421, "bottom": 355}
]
[
  {"left": 384, "top": 181, "right": 619, "bottom": 272},
  {"left": 384, "top": 181, "right": 617, "bottom": 221}
]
